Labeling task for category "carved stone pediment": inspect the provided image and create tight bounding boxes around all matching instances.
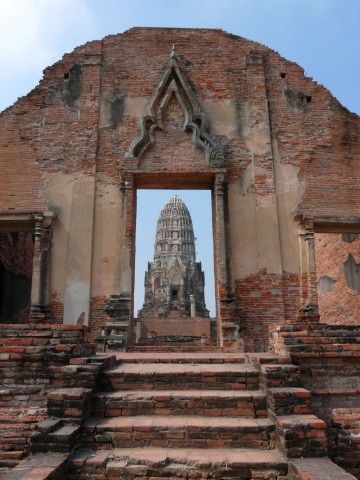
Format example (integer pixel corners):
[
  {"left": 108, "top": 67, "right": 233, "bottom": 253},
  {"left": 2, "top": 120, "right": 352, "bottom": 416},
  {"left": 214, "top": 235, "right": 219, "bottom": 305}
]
[{"left": 125, "top": 46, "right": 227, "bottom": 167}]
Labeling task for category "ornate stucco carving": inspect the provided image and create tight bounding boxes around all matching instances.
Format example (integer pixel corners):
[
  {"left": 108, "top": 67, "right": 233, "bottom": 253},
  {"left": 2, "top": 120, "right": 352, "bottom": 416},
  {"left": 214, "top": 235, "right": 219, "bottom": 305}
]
[{"left": 125, "top": 46, "right": 227, "bottom": 167}]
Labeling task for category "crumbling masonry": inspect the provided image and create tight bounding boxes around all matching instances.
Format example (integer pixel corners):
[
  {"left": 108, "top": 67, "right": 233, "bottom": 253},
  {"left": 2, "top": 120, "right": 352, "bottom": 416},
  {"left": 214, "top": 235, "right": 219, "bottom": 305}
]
[{"left": 0, "top": 28, "right": 359, "bottom": 480}]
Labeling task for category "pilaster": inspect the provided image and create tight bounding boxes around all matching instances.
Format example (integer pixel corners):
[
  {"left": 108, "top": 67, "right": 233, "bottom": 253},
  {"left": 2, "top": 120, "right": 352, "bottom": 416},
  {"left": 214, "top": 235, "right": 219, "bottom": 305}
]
[
  {"left": 297, "top": 217, "right": 320, "bottom": 321},
  {"left": 63, "top": 52, "right": 102, "bottom": 326},
  {"left": 245, "top": 54, "right": 286, "bottom": 321},
  {"left": 215, "top": 174, "right": 242, "bottom": 350},
  {"left": 30, "top": 212, "right": 56, "bottom": 321}
]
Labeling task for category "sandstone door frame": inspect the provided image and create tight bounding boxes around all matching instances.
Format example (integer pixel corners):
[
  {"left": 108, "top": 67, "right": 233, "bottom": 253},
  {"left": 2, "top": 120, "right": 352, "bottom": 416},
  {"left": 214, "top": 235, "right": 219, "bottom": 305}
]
[{"left": 119, "top": 171, "right": 234, "bottom": 348}]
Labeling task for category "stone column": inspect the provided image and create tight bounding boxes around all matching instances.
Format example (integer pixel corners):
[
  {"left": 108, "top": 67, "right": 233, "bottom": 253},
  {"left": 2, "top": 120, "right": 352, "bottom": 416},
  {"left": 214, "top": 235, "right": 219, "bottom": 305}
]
[
  {"left": 120, "top": 175, "right": 135, "bottom": 301},
  {"left": 215, "top": 174, "right": 242, "bottom": 350},
  {"left": 99, "top": 176, "right": 134, "bottom": 351},
  {"left": 214, "top": 174, "right": 230, "bottom": 298},
  {"left": 30, "top": 212, "right": 55, "bottom": 320},
  {"left": 298, "top": 218, "right": 320, "bottom": 321},
  {"left": 190, "top": 294, "right": 195, "bottom": 318},
  {"left": 30, "top": 214, "right": 43, "bottom": 311}
]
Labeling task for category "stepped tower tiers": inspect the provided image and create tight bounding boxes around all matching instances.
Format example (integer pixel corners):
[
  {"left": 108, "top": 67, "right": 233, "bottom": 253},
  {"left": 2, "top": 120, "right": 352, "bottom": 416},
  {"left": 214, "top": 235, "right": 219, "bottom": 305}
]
[{"left": 138, "top": 195, "right": 209, "bottom": 319}]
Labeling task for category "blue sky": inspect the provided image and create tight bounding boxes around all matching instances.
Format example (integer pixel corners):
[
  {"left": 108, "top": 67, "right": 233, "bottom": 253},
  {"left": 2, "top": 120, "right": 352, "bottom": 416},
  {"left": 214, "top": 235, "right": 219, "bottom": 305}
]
[
  {"left": 1, "top": 0, "right": 359, "bottom": 114},
  {"left": 1, "top": 0, "right": 359, "bottom": 316}
]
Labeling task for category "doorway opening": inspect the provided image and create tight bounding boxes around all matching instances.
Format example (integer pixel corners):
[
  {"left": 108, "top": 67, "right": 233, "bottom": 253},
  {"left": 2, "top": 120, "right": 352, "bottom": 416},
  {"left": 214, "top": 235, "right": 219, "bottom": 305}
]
[
  {"left": 134, "top": 189, "right": 216, "bottom": 344},
  {"left": 0, "top": 231, "right": 34, "bottom": 323}
]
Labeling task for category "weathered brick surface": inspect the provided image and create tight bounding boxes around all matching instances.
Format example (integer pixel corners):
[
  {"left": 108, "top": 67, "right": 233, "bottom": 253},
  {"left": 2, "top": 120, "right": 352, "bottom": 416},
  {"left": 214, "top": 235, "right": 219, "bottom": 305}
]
[
  {"left": 276, "top": 414, "right": 328, "bottom": 459},
  {"left": 328, "top": 408, "right": 360, "bottom": 478},
  {"left": 235, "top": 272, "right": 301, "bottom": 352},
  {"left": 288, "top": 457, "right": 357, "bottom": 480},
  {"left": 67, "top": 353, "right": 293, "bottom": 479},
  {"left": 0, "top": 26, "right": 359, "bottom": 479},
  {"left": 67, "top": 447, "right": 288, "bottom": 480},
  {"left": 1, "top": 27, "right": 359, "bottom": 350},
  {"left": 315, "top": 233, "right": 360, "bottom": 325},
  {"left": 271, "top": 323, "right": 360, "bottom": 478},
  {"left": 91, "top": 389, "right": 267, "bottom": 418},
  {"left": 0, "top": 323, "right": 95, "bottom": 469},
  {"left": 0, "top": 452, "right": 68, "bottom": 480},
  {"left": 88, "top": 296, "right": 109, "bottom": 343},
  {"left": 138, "top": 317, "right": 211, "bottom": 341},
  {"left": 104, "top": 363, "right": 260, "bottom": 391}
]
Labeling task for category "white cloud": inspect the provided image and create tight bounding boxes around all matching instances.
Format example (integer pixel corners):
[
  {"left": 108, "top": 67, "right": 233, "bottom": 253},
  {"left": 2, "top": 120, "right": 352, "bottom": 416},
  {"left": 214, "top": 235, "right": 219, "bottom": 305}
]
[{"left": 0, "top": 0, "right": 95, "bottom": 78}]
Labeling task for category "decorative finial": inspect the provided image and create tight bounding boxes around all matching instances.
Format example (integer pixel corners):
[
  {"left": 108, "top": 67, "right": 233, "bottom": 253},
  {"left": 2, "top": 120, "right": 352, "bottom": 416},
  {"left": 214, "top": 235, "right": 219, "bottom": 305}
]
[{"left": 170, "top": 43, "right": 176, "bottom": 59}]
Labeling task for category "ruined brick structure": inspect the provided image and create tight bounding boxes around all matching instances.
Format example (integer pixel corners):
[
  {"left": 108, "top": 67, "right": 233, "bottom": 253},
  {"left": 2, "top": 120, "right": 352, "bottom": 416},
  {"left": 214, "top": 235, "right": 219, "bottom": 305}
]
[
  {"left": 0, "top": 28, "right": 360, "bottom": 479},
  {"left": 1, "top": 26, "right": 359, "bottom": 350}
]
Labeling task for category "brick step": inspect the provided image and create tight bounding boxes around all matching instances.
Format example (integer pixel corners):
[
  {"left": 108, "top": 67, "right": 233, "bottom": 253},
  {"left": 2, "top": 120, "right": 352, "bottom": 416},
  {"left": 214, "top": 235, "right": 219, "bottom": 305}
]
[
  {"left": 82, "top": 415, "right": 276, "bottom": 449},
  {"left": 91, "top": 389, "right": 267, "bottom": 418},
  {"left": 0, "top": 453, "right": 68, "bottom": 480},
  {"left": 31, "top": 423, "right": 80, "bottom": 453},
  {"left": 0, "top": 323, "right": 86, "bottom": 336},
  {"left": 245, "top": 353, "right": 290, "bottom": 365},
  {"left": 47, "top": 387, "right": 92, "bottom": 420},
  {"left": 276, "top": 414, "right": 328, "bottom": 458},
  {"left": 0, "top": 406, "right": 46, "bottom": 421},
  {"left": 282, "top": 335, "right": 360, "bottom": 345},
  {"left": 0, "top": 419, "right": 36, "bottom": 454},
  {"left": 51, "top": 363, "right": 101, "bottom": 375},
  {"left": 267, "top": 387, "right": 312, "bottom": 416},
  {"left": 0, "top": 386, "right": 70, "bottom": 410},
  {"left": 0, "top": 450, "right": 24, "bottom": 469},
  {"left": 0, "top": 343, "right": 94, "bottom": 358},
  {"left": 49, "top": 364, "right": 103, "bottom": 389},
  {"left": 0, "top": 404, "right": 46, "bottom": 467},
  {"left": 0, "top": 337, "right": 89, "bottom": 346},
  {"left": 328, "top": 407, "right": 360, "bottom": 477},
  {"left": 278, "top": 328, "right": 360, "bottom": 337},
  {"left": 283, "top": 343, "right": 360, "bottom": 354},
  {"left": 0, "top": 405, "right": 45, "bottom": 459},
  {"left": 288, "top": 457, "right": 357, "bottom": 479},
  {"left": 115, "top": 351, "right": 246, "bottom": 363},
  {"left": 68, "top": 447, "right": 287, "bottom": 479},
  {"left": 260, "top": 364, "right": 301, "bottom": 388},
  {"left": 0, "top": 467, "right": 12, "bottom": 478},
  {"left": 68, "top": 354, "right": 116, "bottom": 366},
  {"left": 131, "top": 345, "right": 220, "bottom": 352},
  {"left": 105, "top": 363, "right": 259, "bottom": 390},
  {"left": 275, "top": 324, "right": 360, "bottom": 334}
]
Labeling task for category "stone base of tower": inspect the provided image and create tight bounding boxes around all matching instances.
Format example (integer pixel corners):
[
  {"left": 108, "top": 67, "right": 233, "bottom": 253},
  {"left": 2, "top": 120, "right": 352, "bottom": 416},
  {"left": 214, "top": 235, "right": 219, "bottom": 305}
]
[{"left": 134, "top": 316, "right": 216, "bottom": 345}]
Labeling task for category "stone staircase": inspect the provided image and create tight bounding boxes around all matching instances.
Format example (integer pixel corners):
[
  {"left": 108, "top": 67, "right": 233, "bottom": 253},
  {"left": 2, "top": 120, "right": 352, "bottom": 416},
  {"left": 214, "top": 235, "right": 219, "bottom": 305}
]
[
  {"left": 0, "top": 323, "right": 94, "bottom": 475},
  {"left": 271, "top": 323, "right": 360, "bottom": 478},
  {"left": 67, "top": 352, "right": 290, "bottom": 479},
  {"left": 1, "top": 343, "right": 358, "bottom": 479}
]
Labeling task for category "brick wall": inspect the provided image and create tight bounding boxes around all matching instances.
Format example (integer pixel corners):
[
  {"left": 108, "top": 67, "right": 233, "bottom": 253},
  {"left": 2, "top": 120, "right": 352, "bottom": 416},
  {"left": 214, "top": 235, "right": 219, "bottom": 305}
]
[
  {"left": 0, "top": 27, "right": 359, "bottom": 347},
  {"left": 271, "top": 323, "right": 360, "bottom": 478},
  {"left": 315, "top": 233, "right": 360, "bottom": 325},
  {"left": 138, "top": 317, "right": 210, "bottom": 340},
  {"left": 235, "top": 271, "right": 300, "bottom": 352},
  {"left": 0, "top": 323, "right": 94, "bottom": 465}
]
